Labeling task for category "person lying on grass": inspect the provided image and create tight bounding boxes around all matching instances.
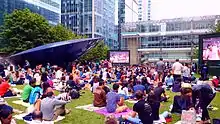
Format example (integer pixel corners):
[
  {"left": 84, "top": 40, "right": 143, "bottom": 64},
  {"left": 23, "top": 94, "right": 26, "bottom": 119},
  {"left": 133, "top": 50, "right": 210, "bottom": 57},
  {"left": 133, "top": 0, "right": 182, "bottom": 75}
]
[{"left": 106, "top": 83, "right": 127, "bottom": 113}]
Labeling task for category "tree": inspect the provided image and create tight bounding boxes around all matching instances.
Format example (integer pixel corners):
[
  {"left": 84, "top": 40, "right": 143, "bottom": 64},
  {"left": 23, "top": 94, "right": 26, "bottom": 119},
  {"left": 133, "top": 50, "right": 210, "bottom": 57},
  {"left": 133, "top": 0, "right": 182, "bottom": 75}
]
[
  {"left": 80, "top": 41, "right": 109, "bottom": 61},
  {"left": 193, "top": 47, "right": 199, "bottom": 59},
  {"left": 214, "top": 22, "right": 220, "bottom": 33},
  {"left": 49, "top": 24, "right": 84, "bottom": 42},
  {"left": 0, "top": 9, "right": 82, "bottom": 54},
  {"left": 0, "top": 9, "right": 51, "bottom": 54}
]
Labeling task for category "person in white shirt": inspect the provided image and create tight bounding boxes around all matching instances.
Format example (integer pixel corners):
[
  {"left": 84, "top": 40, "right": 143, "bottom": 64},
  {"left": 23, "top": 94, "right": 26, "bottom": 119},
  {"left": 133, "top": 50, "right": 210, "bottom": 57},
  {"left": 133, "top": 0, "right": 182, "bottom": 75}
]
[
  {"left": 102, "top": 69, "right": 108, "bottom": 81},
  {"left": 182, "top": 63, "right": 191, "bottom": 82},
  {"left": 172, "top": 59, "right": 183, "bottom": 81},
  {"left": 118, "top": 82, "right": 129, "bottom": 100},
  {"left": 55, "top": 68, "right": 63, "bottom": 79}
]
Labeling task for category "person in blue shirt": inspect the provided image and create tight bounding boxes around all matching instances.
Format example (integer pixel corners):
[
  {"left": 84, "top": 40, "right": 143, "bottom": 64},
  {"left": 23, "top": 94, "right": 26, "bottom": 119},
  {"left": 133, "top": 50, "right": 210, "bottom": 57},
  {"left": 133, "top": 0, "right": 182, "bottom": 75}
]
[
  {"left": 29, "top": 85, "right": 43, "bottom": 104},
  {"left": 106, "top": 84, "right": 127, "bottom": 113},
  {"left": 133, "top": 81, "right": 146, "bottom": 95}
]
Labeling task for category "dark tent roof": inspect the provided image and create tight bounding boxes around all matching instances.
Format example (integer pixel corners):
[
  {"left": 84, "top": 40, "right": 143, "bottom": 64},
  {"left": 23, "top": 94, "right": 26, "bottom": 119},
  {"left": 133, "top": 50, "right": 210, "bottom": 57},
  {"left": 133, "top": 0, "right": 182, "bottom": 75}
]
[{"left": 9, "top": 37, "right": 103, "bottom": 66}]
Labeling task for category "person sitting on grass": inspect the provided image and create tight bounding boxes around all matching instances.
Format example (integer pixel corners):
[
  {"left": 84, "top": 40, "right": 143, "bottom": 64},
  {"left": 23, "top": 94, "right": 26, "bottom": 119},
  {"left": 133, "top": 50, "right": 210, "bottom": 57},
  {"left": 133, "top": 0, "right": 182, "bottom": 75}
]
[
  {"left": 0, "top": 107, "right": 16, "bottom": 124},
  {"left": 29, "top": 83, "right": 43, "bottom": 104},
  {"left": 171, "top": 88, "right": 193, "bottom": 114},
  {"left": 93, "top": 82, "right": 106, "bottom": 107},
  {"left": 118, "top": 81, "right": 129, "bottom": 100},
  {"left": 105, "top": 115, "right": 118, "bottom": 124},
  {"left": 32, "top": 111, "right": 43, "bottom": 124},
  {"left": 164, "top": 73, "right": 174, "bottom": 89},
  {"left": 154, "top": 82, "right": 169, "bottom": 102},
  {"left": 40, "top": 91, "right": 68, "bottom": 121},
  {"left": 122, "top": 90, "right": 153, "bottom": 124},
  {"left": 106, "top": 83, "right": 127, "bottom": 113},
  {"left": 0, "top": 76, "right": 17, "bottom": 97},
  {"left": 22, "top": 78, "right": 35, "bottom": 103}
]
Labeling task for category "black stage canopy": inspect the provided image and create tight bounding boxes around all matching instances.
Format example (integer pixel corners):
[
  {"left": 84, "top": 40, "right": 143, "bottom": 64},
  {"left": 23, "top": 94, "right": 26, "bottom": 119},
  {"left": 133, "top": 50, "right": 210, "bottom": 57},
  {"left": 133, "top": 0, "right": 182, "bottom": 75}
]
[{"left": 9, "top": 37, "right": 103, "bottom": 66}]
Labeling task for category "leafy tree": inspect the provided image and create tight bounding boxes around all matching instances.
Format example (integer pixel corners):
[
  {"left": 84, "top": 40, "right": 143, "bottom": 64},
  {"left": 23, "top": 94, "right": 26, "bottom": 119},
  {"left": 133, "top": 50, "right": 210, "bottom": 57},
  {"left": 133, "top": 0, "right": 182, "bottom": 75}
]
[
  {"left": 0, "top": 9, "right": 51, "bottom": 54},
  {"left": 214, "top": 22, "right": 220, "bottom": 33},
  {"left": 0, "top": 9, "right": 82, "bottom": 54},
  {"left": 193, "top": 47, "right": 199, "bottom": 59},
  {"left": 49, "top": 24, "right": 84, "bottom": 42},
  {"left": 80, "top": 41, "right": 109, "bottom": 61}
]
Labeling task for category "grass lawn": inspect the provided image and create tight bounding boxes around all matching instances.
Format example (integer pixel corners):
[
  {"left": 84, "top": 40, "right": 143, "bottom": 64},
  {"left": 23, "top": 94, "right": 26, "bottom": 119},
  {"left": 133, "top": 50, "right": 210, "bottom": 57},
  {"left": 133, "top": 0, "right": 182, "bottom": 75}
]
[{"left": 6, "top": 85, "right": 220, "bottom": 124}]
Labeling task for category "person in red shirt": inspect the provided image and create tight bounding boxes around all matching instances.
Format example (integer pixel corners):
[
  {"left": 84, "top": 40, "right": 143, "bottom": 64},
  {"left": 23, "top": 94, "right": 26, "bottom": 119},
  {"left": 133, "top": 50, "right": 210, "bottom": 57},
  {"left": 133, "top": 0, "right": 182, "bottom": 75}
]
[
  {"left": 212, "top": 76, "right": 219, "bottom": 88},
  {"left": 0, "top": 76, "right": 17, "bottom": 97}
]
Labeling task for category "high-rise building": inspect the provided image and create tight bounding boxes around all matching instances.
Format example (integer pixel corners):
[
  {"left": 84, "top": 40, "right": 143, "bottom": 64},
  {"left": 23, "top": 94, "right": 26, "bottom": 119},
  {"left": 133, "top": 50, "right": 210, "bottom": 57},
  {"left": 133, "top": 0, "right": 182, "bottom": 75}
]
[
  {"left": 0, "top": 0, "right": 61, "bottom": 25},
  {"left": 118, "top": 0, "right": 138, "bottom": 23},
  {"left": 138, "top": 0, "right": 149, "bottom": 21},
  {"left": 61, "top": 0, "right": 116, "bottom": 49}
]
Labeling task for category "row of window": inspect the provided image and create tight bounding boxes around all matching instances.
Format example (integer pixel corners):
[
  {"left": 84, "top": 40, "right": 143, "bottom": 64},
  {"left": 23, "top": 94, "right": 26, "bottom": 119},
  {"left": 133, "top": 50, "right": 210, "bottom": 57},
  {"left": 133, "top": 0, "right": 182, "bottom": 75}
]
[
  {"left": 0, "top": 0, "right": 60, "bottom": 24},
  {"left": 40, "top": 0, "right": 60, "bottom": 8},
  {"left": 124, "top": 20, "right": 216, "bottom": 32}
]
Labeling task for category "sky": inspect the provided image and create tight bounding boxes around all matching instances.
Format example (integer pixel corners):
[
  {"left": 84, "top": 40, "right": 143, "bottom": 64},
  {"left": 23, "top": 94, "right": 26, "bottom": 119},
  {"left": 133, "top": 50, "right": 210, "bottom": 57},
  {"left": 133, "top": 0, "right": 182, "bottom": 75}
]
[{"left": 151, "top": 0, "right": 220, "bottom": 20}]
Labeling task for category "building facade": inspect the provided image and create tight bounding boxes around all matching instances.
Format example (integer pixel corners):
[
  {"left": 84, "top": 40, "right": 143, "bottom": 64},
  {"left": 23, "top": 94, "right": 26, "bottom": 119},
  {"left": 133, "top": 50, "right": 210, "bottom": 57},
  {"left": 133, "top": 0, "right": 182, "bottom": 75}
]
[
  {"left": 0, "top": 0, "right": 61, "bottom": 25},
  {"left": 138, "top": 0, "right": 150, "bottom": 21},
  {"left": 119, "top": 0, "right": 139, "bottom": 23},
  {"left": 61, "top": 0, "right": 116, "bottom": 49},
  {"left": 122, "top": 15, "right": 220, "bottom": 64}
]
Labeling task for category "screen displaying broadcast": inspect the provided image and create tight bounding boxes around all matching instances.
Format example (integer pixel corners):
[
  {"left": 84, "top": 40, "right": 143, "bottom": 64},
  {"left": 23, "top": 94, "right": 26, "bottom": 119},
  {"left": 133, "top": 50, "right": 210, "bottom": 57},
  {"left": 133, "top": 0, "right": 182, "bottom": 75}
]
[
  {"left": 109, "top": 51, "right": 130, "bottom": 64},
  {"left": 203, "top": 37, "right": 220, "bottom": 60}
]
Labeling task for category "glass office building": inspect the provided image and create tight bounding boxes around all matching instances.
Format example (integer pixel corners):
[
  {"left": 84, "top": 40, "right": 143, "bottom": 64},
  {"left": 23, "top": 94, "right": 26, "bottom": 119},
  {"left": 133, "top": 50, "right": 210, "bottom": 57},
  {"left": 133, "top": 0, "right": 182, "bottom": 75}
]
[
  {"left": 61, "top": 0, "right": 116, "bottom": 49},
  {"left": 121, "top": 15, "right": 220, "bottom": 64},
  {"left": 0, "top": 0, "right": 61, "bottom": 25}
]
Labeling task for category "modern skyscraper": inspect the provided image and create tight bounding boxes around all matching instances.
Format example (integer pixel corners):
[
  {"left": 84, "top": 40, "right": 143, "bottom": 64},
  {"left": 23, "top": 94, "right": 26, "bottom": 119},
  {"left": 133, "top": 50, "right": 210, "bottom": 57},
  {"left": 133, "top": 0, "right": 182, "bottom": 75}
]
[
  {"left": 61, "top": 0, "right": 116, "bottom": 49},
  {"left": 0, "top": 0, "right": 61, "bottom": 25},
  {"left": 119, "top": 0, "right": 139, "bottom": 23},
  {"left": 138, "top": 0, "right": 151, "bottom": 21}
]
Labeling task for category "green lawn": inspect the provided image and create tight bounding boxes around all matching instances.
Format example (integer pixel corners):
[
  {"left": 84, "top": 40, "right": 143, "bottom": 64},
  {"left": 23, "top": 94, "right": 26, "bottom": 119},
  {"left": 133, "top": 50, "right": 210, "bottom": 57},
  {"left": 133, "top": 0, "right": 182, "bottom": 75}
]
[{"left": 7, "top": 85, "right": 220, "bottom": 124}]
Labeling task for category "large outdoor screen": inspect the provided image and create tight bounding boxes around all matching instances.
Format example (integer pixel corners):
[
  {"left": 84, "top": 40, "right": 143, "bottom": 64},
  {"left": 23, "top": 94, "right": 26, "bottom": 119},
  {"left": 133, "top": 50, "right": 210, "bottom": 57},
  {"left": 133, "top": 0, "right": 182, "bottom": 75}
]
[
  {"left": 109, "top": 50, "right": 130, "bottom": 64},
  {"left": 203, "top": 37, "right": 220, "bottom": 60}
]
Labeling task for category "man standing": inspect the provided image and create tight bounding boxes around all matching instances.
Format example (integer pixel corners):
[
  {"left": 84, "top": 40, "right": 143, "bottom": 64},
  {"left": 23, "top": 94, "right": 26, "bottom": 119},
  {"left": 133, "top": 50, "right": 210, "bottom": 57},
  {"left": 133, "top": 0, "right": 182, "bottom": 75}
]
[
  {"left": 156, "top": 58, "right": 165, "bottom": 82},
  {"left": 172, "top": 59, "right": 183, "bottom": 81}
]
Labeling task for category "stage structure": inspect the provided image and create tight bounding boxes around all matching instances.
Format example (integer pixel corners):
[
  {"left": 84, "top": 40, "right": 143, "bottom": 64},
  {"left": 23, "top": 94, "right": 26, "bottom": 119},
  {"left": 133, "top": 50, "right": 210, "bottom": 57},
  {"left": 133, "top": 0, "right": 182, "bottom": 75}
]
[
  {"left": 9, "top": 37, "right": 103, "bottom": 66},
  {"left": 199, "top": 33, "right": 220, "bottom": 76}
]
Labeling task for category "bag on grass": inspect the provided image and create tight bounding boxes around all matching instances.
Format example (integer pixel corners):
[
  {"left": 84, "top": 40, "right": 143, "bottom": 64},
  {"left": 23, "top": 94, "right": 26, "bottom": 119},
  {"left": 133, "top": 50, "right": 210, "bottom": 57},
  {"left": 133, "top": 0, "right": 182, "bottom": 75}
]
[
  {"left": 181, "top": 109, "right": 196, "bottom": 124},
  {"left": 69, "top": 89, "right": 80, "bottom": 99}
]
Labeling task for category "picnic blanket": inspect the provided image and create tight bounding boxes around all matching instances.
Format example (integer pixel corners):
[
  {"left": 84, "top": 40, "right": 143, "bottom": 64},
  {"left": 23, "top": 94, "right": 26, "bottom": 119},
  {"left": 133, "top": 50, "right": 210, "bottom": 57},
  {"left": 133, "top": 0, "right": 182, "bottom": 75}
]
[
  {"left": 4, "top": 94, "right": 21, "bottom": 99},
  {"left": 14, "top": 113, "right": 65, "bottom": 123},
  {"left": 125, "top": 99, "right": 138, "bottom": 104},
  {"left": 12, "top": 88, "right": 23, "bottom": 93},
  {"left": 94, "top": 108, "right": 132, "bottom": 118},
  {"left": 12, "top": 100, "right": 31, "bottom": 107},
  {"left": 75, "top": 104, "right": 105, "bottom": 112}
]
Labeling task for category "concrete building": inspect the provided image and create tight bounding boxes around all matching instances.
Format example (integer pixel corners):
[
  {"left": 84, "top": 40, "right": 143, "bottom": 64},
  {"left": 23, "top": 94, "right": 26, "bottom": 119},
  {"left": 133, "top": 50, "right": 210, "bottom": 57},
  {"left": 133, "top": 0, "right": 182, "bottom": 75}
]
[
  {"left": 61, "top": 0, "right": 116, "bottom": 49},
  {"left": 0, "top": 0, "right": 61, "bottom": 25},
  {"left": 122, "top": 15, "right": 220, "bottom": 64},
  {"left": 138, "top": 0, "right": 151, "bottom": 21}
]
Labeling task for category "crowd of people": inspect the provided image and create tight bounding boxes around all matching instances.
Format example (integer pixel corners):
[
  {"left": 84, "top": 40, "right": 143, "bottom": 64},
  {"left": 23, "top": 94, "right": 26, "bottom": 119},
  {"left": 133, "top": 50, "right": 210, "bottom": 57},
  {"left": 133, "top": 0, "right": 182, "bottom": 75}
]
[{"left": 0, "top": 58, "right": 217, "bottom": 124}]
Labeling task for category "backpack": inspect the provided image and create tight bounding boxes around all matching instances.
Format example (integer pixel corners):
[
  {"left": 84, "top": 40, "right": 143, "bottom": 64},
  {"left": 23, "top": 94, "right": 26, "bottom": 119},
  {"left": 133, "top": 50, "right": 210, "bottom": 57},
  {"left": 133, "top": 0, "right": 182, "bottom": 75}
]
[
  {"left": 144, "top": 99, "right": 153, "bottom": 115},
  {"left": 69, "top": 89, "right": 80, "bottom": 99}
]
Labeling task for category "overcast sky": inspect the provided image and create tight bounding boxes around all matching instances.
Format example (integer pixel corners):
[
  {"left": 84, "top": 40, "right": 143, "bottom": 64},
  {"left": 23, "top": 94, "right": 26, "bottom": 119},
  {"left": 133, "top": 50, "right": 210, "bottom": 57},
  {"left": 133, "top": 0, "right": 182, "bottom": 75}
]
[{"left": 151, "top": 0, "right": 220, "bottom": 20}]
